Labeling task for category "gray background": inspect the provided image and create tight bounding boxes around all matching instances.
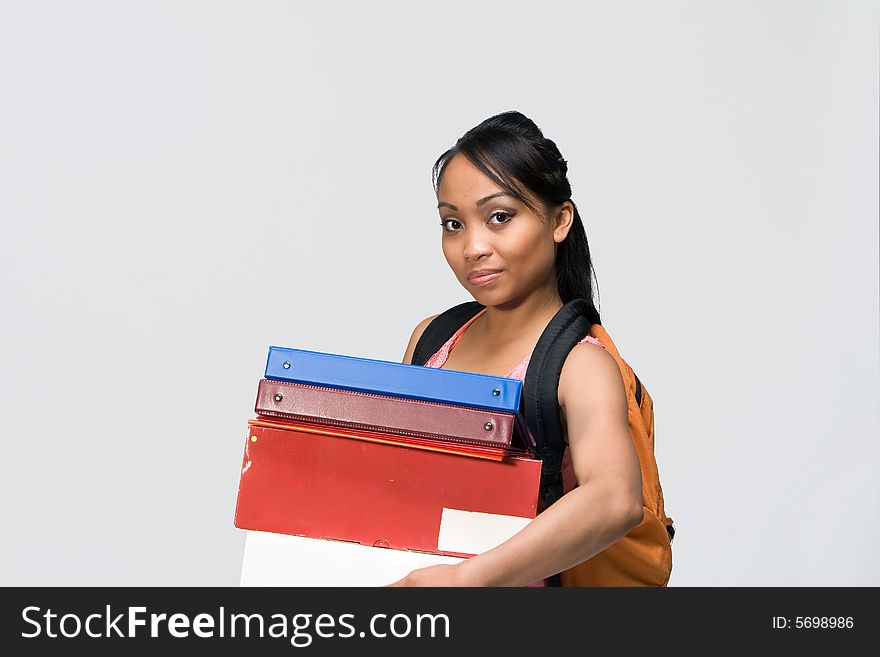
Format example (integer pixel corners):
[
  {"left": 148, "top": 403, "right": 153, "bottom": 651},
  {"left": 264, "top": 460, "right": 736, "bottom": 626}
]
[{"left": 1, "top": 0, "right": 877, "bottom": 586}]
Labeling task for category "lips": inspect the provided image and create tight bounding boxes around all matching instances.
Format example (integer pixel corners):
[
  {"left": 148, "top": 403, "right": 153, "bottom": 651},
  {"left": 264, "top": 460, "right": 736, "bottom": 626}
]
[{"left": 468, "top": 269, "right": 502, "bottom": 285}]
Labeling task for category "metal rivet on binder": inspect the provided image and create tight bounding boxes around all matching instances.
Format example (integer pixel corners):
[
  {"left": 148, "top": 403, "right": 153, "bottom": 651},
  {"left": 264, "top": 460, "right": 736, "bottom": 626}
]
[
  {"left": 492, "top": 388, "right": 501, "bottom": 396},
  {"left": 282, "top": 360, "right": 291, "bottom": 369},
  {"left": 484, "top": 421, "right": 494, "bottom": 431},
  {"left": 250, "top": 435, "right": 258, "bottom": 443},
  {"left": 274, "top": 393, "right": 283, "bottom": 402}
]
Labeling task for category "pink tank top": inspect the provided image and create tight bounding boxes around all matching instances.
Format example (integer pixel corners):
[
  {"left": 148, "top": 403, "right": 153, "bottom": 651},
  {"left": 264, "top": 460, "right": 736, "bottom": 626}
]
[
  {"left": 424, "top": 307, "right": 604, "bottom": 378},
  {"left": 422, "top": 307, "right": 607, "bottom": 586}
]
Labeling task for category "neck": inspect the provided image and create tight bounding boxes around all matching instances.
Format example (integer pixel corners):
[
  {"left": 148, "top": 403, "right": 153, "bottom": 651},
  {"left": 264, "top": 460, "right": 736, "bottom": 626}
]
[{"left": 477, "top": 285, "right": 565, "bottom": 346}]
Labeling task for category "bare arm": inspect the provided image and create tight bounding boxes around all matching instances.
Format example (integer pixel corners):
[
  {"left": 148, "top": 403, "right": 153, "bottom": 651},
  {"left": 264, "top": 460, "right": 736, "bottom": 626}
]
[{"left": 389, "top": 342, "right": 643, "bottom": 587}]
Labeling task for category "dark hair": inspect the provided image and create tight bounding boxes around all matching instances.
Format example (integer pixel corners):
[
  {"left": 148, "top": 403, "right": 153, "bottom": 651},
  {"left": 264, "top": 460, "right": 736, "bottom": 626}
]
[{"left": 432, "top": 110, "right": 601, "bottom": 325}]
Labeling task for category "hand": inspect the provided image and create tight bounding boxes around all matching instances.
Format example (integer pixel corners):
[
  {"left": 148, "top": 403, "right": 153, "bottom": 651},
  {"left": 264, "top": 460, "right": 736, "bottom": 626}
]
[{"left": 385, "top": 563, "right": 477, "bottom": 587}]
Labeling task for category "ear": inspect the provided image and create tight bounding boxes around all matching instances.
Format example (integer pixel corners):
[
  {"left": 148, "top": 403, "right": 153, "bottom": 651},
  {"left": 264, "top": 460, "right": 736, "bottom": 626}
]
[{"left": 552, "top": 201, "right": 575, "bottom": 244}]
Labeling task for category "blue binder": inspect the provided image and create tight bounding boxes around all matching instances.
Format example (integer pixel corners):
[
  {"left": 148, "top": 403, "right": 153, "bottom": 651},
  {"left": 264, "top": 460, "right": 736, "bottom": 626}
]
[{"left": 264, "top": 346, "right": 522, "bottom": 413}]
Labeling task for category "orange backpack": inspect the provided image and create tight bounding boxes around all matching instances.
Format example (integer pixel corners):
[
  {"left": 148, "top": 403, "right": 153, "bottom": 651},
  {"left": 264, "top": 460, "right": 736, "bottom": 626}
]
[
  {"left": 559, "top": 323, "right": 674, "bottom": 586},
  {"left": 412, "top": 299, "right": 674, "bottom": 586}
]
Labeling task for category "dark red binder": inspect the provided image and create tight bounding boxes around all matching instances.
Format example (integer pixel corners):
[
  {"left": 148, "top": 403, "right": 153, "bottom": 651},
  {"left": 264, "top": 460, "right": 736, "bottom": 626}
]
[{"left": 253, "top": 378, "right": 536, "bottom": 453}]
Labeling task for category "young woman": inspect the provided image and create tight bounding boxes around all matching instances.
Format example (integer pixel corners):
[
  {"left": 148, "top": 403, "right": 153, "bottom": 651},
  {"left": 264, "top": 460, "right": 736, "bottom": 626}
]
[{"left": 389, "top": 111, "right": 646, "bottom": 587}]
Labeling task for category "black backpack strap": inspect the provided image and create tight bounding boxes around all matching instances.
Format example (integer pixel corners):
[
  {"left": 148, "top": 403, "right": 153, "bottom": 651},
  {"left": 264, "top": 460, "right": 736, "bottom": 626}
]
[
  {"left": 411, "top": 301, "right": 485, "bottom": 366},
  {"left": 522, "top": 299, "right": 593, "bottom": 587},
  {"left": 522, "top": 298, "right": 593, "bottom": 509}
]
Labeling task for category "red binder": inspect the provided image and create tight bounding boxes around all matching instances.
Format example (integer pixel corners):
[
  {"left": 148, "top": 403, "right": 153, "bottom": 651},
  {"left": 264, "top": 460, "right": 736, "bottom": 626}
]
[{"left": 234, "top": 421, "right": 542, "bottom": 557}]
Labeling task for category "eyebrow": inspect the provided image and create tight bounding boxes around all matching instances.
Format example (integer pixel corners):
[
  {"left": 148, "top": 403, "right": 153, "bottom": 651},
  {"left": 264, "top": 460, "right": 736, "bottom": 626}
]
[{"left": 437, "top": 192, "right": 514, "bottom": 211}]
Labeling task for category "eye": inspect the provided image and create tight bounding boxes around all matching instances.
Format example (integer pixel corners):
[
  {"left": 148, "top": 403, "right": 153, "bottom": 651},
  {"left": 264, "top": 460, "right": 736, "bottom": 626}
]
[
  {"left": 489, "top": 211, "right": 513, "bottom": 225},
  {"left": 439, "top": 218, "right": 462, "bottom": 232}
]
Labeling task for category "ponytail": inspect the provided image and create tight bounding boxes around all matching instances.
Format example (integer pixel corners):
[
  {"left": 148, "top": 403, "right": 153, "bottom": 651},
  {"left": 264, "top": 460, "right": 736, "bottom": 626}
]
[{"left": 556, "top": 202, "right": 601, "bottom": 324}]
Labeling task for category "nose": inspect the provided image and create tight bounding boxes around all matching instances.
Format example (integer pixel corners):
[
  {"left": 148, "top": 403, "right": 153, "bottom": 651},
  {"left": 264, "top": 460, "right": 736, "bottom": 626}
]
[{"left": 462, "top": 227, "right": 493, "bottom": 261}]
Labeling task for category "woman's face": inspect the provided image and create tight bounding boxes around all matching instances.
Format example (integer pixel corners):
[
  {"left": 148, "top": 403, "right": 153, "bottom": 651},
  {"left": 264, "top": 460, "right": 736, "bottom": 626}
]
[{"left": 436, "top": 153, "right": 572, "bottom": 306}]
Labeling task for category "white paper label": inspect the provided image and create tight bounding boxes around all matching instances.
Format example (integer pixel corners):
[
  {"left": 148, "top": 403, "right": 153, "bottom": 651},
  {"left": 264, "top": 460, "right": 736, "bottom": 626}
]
[{"left": 437, "top": 508, "right": 532, "bottom": 555}]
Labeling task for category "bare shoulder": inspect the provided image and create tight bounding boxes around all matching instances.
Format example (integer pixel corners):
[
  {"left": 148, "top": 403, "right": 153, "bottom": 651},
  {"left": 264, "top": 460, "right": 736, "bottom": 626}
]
[
  {"left": 401, "top": 313, "right": 441, "bottom": 364},
  {"left": 557, "top": 341, "right": 628, "bottom": 415},
  {"left": 557, "top": 341, "right": 637, "bottom": 494}
]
